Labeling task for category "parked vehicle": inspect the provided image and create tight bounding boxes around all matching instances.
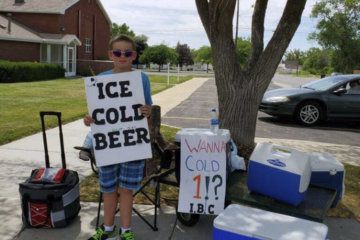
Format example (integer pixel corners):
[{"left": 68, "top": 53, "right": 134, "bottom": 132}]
[{"left": 260, "top": 74, "right": 360, "bottom": 126}]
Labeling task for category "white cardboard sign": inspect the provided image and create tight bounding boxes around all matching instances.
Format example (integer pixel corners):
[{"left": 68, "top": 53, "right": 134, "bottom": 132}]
[
  {"left": 84, "top": 71, "right": 152, "bottom": 167},
  {"left": 178, "top": 133, "right": 227, "bottom": 215}
]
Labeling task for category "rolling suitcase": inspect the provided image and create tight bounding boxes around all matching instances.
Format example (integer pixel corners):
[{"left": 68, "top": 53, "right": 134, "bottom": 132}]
[{"left": 19, "top": 111, "right": 81, "bottom": 228}]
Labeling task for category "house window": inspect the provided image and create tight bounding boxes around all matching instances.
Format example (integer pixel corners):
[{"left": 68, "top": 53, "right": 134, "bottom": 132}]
[
  {"left": 40, "top": 44, "right": 48, "bottom": 62},
  {"left": 50, "top": 45, "right": 63, "bottom": 65},
  {"left": 40, "top": 44, "right": 64, "bottom": 66},
  {"left": 85, "top": 38, "right": 92, "bottom": 53}
]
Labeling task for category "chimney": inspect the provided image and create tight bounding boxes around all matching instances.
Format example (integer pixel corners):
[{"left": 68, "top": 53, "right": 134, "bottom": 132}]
[{"left": 7, "top": 13, "right": 12, "bottom": 34}]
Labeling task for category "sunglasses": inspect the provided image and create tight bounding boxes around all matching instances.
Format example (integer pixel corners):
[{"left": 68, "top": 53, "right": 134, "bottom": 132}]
[{"left": 111, "top": 50, "right": 134, "bottom": 58}]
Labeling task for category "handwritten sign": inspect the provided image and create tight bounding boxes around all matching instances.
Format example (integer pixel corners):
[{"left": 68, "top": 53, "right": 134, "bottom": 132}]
[
  {"left": 84, "top": 71, "right": 152, "bottom": 167},
  {"left": 178, "top": 129, "right": 228, "bottom": 215}
]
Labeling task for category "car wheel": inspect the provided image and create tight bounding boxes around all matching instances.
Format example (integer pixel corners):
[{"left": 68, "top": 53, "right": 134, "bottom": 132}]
[{"left": 296, "top": 101, "right": 323, "bottom": 126}]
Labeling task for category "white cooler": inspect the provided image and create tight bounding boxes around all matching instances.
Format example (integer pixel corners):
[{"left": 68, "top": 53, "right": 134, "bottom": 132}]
[
  {"left": 213, "top": 204, "right": 328, "bottom": 240},
  {"left": 247, "top": 143, "right": 311, "bottom": 206},
  {"left": 175, "top": 128, "right": 231, "bottom": 142},
  {"left": 309, "top": 152, "right": 345, "bottom": 206}
]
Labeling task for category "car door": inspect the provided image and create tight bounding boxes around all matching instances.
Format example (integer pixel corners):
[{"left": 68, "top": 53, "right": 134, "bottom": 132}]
[{"left": 325, "top": 80, "right": 360, "bottom": 118}]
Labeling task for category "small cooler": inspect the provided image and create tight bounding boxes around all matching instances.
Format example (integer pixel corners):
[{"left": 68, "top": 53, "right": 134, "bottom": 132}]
[
  {"left": 247, "top": 143, "right": 311, "bottom": 206},
  {"left": 309, "top": 152, "right": 345, "bottom": 206},
  {"left": 213, "top": 204, "right": 328, "bottom": 240}
]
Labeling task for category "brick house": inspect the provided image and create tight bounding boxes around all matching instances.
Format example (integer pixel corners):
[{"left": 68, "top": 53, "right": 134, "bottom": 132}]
[{"left": 0, "top": 0, "right": 111, "bottom": 76}]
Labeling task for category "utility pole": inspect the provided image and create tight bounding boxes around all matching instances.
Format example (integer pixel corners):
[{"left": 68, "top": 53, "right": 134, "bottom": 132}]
[{"left": 234, "top": 0, "right": 240, "bottom": 47}]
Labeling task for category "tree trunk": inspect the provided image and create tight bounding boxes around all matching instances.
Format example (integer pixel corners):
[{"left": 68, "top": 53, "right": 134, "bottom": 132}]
[
  {"left": 196, "top": 0, "right": 307, "bottom": 161},
  {"left": 219, "top": 84, "right": 259, "bottom": 155},
  {"left": 158, "top": 65, "right": 161, "bottom": 72}
]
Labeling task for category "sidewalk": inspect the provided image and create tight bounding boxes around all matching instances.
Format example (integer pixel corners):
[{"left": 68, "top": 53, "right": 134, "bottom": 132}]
[{"left": 0, "top": 77, "right": 359, "bottom": 240}]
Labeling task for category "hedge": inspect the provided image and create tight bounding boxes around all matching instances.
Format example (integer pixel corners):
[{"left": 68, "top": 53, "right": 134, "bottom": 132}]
[{"left": 0, "top": 60, "right": 65, "bottom": 83}]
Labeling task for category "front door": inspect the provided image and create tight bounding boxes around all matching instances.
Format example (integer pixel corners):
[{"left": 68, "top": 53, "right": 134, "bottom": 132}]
[{"left": 66, "top": 47, "right": 76, "bottom": 76}]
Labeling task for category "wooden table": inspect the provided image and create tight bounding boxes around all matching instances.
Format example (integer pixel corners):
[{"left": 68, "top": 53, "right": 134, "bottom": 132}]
[{"left": 226, "top": 170, "right": 336, "bottom": 222}]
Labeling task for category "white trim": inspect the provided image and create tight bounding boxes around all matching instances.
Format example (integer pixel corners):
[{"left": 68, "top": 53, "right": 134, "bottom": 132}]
[
  {"left": 63, "top": 45, "right": 67, "bottom": 70},
  {"left": 74, "top": 47, "right": 77, "bottom": 76},
  {"left": 65, "top": 47, "right": 76, "bottom": 77}
]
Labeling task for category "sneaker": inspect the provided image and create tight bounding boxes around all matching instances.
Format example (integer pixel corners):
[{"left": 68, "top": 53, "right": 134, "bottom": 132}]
[
  {"left": 119, "top": 229, "right": 135, "bottom": 240},
  {"left": 88, "top": 225, "right": 118, "bottom": 240}
]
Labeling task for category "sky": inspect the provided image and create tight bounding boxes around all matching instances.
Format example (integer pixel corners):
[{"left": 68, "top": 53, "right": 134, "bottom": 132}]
[{"left": 99, "top": 0, "right": 320, "bottom": 51}]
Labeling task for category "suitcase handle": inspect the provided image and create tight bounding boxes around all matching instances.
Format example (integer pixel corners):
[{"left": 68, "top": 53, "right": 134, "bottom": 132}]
[{"left": 40, "top": 111, "right": 66, "bottom": 169}]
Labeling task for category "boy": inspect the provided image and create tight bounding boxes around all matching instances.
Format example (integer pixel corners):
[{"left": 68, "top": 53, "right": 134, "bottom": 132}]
[{"left": 85, "top": 35, "right": 152, "bottom": 240}]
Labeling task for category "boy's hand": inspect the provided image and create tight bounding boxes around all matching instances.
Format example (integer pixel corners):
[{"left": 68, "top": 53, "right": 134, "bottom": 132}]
[
  {"left": 140, "top": 105, "right": 151, "bottom": 118},
  {"left": 83, "top": 115, "right": 94, "bottom": 126}
]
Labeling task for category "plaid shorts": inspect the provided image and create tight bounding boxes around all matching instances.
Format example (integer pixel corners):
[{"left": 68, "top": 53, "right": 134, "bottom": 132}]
[{"left": 98, "top": 160, "right": 145, "bottom": 193}]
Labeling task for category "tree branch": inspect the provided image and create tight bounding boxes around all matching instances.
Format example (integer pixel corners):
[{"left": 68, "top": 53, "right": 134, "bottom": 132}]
[
  {"left": 196, "top": 0, "right": 240, "bottom": 85},
  {"left": 196, "top": 0, "right": 211, "bottom": 37},
  {"left": 208, "top": 0, "right": 236, "bottom": 39},
  {"left": 257, "top": 0, "right": 307, "bottom": 84},
  {"left": 247, "top": 0, "right": 268, "bottom": 70}
]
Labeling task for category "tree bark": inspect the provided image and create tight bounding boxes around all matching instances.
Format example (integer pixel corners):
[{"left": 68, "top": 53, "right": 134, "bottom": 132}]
[
  {"left": 247, "top": 0, "right": 268, "bottom": 70},
  {"left": 196, "top": 0, "right": 307, "bottom": 160}
]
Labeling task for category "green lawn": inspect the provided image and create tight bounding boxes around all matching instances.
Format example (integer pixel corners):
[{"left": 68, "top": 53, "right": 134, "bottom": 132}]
[
  {"left": 291, "top": 70, "right": 318, "bottom": 78},
  {"left": 149, "top": 75, "right": 193, "bottom": 94},
  {"left": 0, "top": 75, "right": 193, "bottom": 145}
]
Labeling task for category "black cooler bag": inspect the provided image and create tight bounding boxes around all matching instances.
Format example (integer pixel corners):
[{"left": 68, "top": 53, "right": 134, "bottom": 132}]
[{"left": 19, "top": 112, "right": 81, "bottom": 228}]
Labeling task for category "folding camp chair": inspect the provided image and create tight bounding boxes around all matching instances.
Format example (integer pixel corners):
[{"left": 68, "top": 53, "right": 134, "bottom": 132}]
[
  {"left": 75, "top": 105, "right": 179, "bottom": 231},
  {"left": 129, "top": 105, "right": 179, "bottom": 231}
]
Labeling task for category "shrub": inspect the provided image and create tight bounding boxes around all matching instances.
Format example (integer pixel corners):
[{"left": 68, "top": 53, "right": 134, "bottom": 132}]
[
  {"left": 0, "top": 60, "right": 65, "bottom": 83},
  {"left": 76, "top": 65, "right": 92, "bottom": 77}
]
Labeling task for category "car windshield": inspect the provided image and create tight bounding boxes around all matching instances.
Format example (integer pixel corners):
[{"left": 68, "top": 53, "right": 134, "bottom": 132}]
[{"left": 302, "top": 76, "right": 346, "bottom": 91}]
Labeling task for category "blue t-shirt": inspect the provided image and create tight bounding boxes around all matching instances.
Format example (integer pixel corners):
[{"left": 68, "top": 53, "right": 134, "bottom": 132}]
[{"left": 98, "top": 70, "right": 153, "bottom": 105}]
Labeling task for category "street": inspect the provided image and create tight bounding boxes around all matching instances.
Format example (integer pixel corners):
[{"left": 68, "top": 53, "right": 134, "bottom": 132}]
[{"left": 162, "top": 74, "right": 360, "bottom": 147}]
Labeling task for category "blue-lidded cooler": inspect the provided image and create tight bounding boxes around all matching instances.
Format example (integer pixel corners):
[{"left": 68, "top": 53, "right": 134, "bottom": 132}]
[
  {"left": 247, "top": 143, "right": 311, "bottom": 206},
  {"left": 309, "top": 152, "right": 345, "bottom": 207},
  {"left": 213, "top": 204, "right": 328, "bottom": 240}
]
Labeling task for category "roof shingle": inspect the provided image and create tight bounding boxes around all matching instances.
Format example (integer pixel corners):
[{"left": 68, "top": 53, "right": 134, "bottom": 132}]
[
  {"left": 0, "top": 14, "right": 81, "bottom": 45},
  {"left": 0, "top": 0, "right": 80, "bottom": 14},
  {"left": 0, "top": 0, "right": 111, "bottom": 25}
]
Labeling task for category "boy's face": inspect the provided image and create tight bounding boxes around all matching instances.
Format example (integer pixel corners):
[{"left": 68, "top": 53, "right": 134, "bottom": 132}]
[{"left": 108, "top": 41, "right": 137, "bottom": 72}]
